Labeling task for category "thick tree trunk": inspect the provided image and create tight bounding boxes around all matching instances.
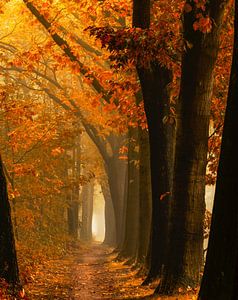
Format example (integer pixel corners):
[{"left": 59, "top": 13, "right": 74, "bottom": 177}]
[
  {"left": 80, "top": 182, "right": 94, "bottom": 241},
  {"left": 199, "top": 2, "right": 238, "bottom": 298},
  {"left": 0, "top": 156, "right": 19, "bottom": 285},
  {"left": 139, "top": 65, "right": 174, "bottom": 282},
  {"left": 133, "top": 0, "right": 175, "bottom": 281},
  {"left": 118, "top": 126, "right": 139, "bottom": 260},
  {"left": 158, "top": 0, "right": 227, "bottom": 293},
  {"left": 136, "top": 128, "right": 152, "bottom": 268}
]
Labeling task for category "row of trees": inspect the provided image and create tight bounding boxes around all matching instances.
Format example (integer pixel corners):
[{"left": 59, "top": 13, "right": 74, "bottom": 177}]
[
  {"left": 0, "top": 0, "right": 237, "bottom": 298},
  {"left": 85, "top": 0, "right": 238, "bottom": 296}
]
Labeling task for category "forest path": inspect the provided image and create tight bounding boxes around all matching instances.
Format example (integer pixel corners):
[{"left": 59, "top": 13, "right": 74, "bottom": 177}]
[{"left": 25, "top": 242, "right": 155, "bottom": 299}]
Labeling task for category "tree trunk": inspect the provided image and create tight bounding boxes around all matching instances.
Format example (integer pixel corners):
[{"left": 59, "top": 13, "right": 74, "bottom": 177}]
[
  {"left": 101, "top": 179, "right": 116, "bottom": 246},
  {"left": 67, "top": 200, "right": 79, "bottom": 239},
  {"left": 158, "top": 0, "right": 228, "bottom": 293},
  {"left": 140, "top": 65, "right": 174, "bottom": 282},
  {"left": 80, "top": 182, "right": 94, "bottom": 241},
  {"left": 133, "top": 0, "right": 175, "bottom": 281},
  {"left": 106, "top": 154, "right": 127, "bottom": 247},
  {"left": 67, "top": 143, "right": 80, "bottom": 239},
  {"left": 0, "top": 155, "right": 19, "bottom": 285},
  {"left": 199, "top": 1, "right": 238, "bottom": 298},
  {"left": 136, "top": 127, "right": 152, "bottom": 269},
  {"left": 118, "top": 126, "right": 139, "bottom": 261}
]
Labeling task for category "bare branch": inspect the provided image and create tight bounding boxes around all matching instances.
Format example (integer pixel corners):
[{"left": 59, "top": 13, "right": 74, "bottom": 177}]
[{"left": 208, "top": 123, "right": 223, "bottom": 139}]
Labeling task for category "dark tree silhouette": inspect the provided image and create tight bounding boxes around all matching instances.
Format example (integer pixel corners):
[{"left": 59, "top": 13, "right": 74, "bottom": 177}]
[
  {"left": 133, "top": 0, "right": 175, "bottom": 282},
  {"left": 0, "top": 155, "right": 19, "bottom": 285},
  {"left": 157, "top": 0, "right": 228, "bottom": 293},
  {"left": 199, "top": 1, "right": 238, "bottom": 298}
]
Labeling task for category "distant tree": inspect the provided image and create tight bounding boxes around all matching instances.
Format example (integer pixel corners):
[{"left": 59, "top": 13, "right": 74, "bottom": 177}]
[
  {"left": 80, "top": 182, "right": 94, "bottom": 241},
  {"left": 199, "top": 1, "right": 238, "bottom": 298}
]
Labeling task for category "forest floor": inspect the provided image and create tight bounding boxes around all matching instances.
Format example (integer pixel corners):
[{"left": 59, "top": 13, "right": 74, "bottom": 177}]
[{"left": 22, "top": 242, "right": 197, "bottom": 300}]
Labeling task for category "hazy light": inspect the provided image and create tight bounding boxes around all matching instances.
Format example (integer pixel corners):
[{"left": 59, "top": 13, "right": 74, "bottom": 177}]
[{"left": 92, "top": 184, "right": 105, "bottom": 242}]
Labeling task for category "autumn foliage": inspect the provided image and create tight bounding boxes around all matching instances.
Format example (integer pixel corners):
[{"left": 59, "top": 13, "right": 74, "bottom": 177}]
[{"left": 0, "top": 0, "right": 235, "bottom": 298}]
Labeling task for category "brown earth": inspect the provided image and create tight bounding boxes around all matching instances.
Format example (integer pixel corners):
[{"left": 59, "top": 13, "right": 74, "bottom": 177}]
[{"left": 24, "top": 243, "right": 196, "bottom": 300}]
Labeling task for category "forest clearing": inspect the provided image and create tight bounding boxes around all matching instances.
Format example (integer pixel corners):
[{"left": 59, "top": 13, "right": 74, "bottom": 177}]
[{"left": 0, "top": 0, "right": 238, "bottom": 299}]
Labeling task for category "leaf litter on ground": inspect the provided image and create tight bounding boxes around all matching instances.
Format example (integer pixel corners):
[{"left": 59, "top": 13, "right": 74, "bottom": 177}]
[{"left": 17, "top": 243, "right": 198, "bottom": 300}]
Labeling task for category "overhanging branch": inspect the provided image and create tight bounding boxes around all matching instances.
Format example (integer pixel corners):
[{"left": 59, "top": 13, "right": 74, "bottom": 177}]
[{"left": 23, "top": 0, "right": 111, "bottom": 102}]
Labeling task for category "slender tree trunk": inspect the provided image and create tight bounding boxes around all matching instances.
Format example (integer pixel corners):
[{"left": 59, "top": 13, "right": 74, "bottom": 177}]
[
  {"left": 133, "top": 0, "right": 175, "bottom": 281},
  {"left": 67, "top": 143, "right": 80, "bottom": 239},
  {"left": 67, "top": 199, "right": 79, "bottom": 239},
  {"left": 0, "top": 155, "right": 19, "bottom": 285},
  {"left": 158, "top": 0, "right": 228, "bottom": 293},
  {"left": 199, "top": 2, "right": 238, "bottom": 298},
  {"left": 101, "top": 179, "right": 116, "bottom": 246},
  {"left": 118, "top": 126, "right": 139, "bottom": 260},
  {"left": 80, "top": 182, "right": 94, "bottom": 241},
  {"left": 106, "top": 154, "right": 127, "bottom": 247}
]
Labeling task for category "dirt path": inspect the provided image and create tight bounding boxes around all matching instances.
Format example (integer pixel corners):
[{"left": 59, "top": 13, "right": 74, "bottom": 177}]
[
  {"left": 25, "top": 243, "right": 154, "bottom": 299},
  {"left": 24, "top": 243, "right": 198, "bottom": 299}
]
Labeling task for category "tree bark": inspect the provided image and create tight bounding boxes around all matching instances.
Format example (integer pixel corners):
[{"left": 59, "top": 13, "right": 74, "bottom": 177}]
[
  {"left": 0, "top": 155, "right": 19, "bottom": 285},
  {"left": 140, "top": 65, "right": 174, "bottom": 282},
  {"left": 133, "top": 0, "right": 175, "bottom": 282},
  {"left": 199, "top": 1, "right": 238, "bottom": 298},
  {"left": 136, "top": 128, "right": 152, "bottom": 268},
  {"left": 118, "top": 126, "right": 139, "bottom": 260},
  {"left": 67, "top": 200, "right": 79, "bottom": 239},
  {"left": 105, "top": 144, "right": 127, "bottom": 247},
  {"left": 158, "top": 0, "right": 228, "bottom": 293}
]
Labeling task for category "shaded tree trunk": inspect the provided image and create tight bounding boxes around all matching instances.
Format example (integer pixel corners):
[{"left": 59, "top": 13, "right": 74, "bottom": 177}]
[
  {"left": 136, "top": 127, "right": 152, "bottom": 269},
  {"left": 67, "top": 200, "right": 79, "bottom": 239},
  {"left": 0, "top": 155, "right": 19, "bottom": 285},
  {"left": 133, "top": 0, "right": 175, "bottom": 282},
  {"left": 199, "top": 1, "right": 238, "bottom": 298},
  {"left": 67, "top": 142, "right": 80, "bottom": 239},
  {"left": 140, "top": 65, "right": 174, "bottom": 282},
  {"left": 101, "top": 180, "right": 116, "bottom": 246},
  {"left": 118, "top": 126, "right": 139, "bottom": 260},
  {"left": 101, "top": 183, "right": 116, "bottom": 247},
  {"left": 106, "top": 152, "right": 127, "bottom": 248},
  {"left": 80, "top": 182, "right": 94, "bottom": 241},
  {"left": 158, "top": 0, "right": 228, "bottom": 293}
]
